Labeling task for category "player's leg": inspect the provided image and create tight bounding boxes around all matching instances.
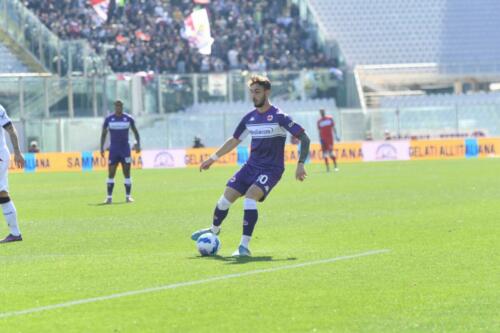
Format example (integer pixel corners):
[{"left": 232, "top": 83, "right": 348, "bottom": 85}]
[
  {"left": 121, "top": 158, "right": 133, "bottom": 202},
  {"left": 330, "top": 149, "right": 338, "bottom": 171},
  {"left": 105, "top": 161, "right": 118, "bottom": 204},
  {"left": 0, "top": 161, "right": 21, "bottom": 243},
  {"left": 212, "top": 186, "right": 241, "bottom": 231},
  {"left": 233, "top": 172, "right": 281, "bottom": 257},
  {"left": 323, "top": 150, "right": 330, "bottom": 172},
  {"left": 191, "top": 163, "right": 251, "bottom": 241},
  {"left": 232, "top": 185, "right": 264, "bottom": 257},
  {"left": 191, "top": 186, "right": 242, "bottom": 241}
]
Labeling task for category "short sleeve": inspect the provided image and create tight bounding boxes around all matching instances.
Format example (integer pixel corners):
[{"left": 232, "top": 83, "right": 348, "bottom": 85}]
[
  {"left": 232, "top": 116, "right": 249, "bottom": 140},
  {"left": 128, "top": 115, "right": 135, "bottom": 127},
  {"left": 0, "top": 104, "right": 12, "bottom": 127},
  {"left": 279, "top": 112, "right": 304, "bottom": 137}
]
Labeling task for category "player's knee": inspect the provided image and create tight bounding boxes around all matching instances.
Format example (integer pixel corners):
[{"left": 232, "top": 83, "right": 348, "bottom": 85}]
[
  {"left": 243, "top": 198, "right": 257, "bottom": 210},
  {"left": 217, "top": 195, "right": 232, "bottom": 210}
]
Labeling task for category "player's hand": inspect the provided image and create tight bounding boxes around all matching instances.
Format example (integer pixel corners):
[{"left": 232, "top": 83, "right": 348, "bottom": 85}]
[
  {"left": 296, "top": 163, "right": 307, "bottom": 181},
  {"left": 100, "top": 149, "right": 105, "bottom": 158},
  {"left": 199, "top": 157, "right": 215, "bottom": 172},
  {"left": 14, "top": 152, "right": 24, "bottom": 168}
]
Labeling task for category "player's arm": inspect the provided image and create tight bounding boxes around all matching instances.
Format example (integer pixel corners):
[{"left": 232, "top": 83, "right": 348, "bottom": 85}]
[
  {"left": 296, "top": 132, "right": 310, "bottom": 181},
  {"left": 3, "top": 122, "right": 24, "bottom": 168},
  {"left": 333, "top": 123, "right": 340, "bottom": 141},
  {"left": 130, "top": 122, "right": 141, "bottom": 153},
  {"left": 200, "top": 137, "right": 241, "bottom": 172},
  {"left": 100, "top": 126, "right": 108, "bottom": 158}
]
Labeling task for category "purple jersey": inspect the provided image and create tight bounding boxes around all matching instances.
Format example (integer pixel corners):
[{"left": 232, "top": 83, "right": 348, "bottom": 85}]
[
  {"left": 233, "top": 106, "right": 304, "bottom": 170},
  {"left": 103, "top": 113, "right": 135, "bottom": 153}
]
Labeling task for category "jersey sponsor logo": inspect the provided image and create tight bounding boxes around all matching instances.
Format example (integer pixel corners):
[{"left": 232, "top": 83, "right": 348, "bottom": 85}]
[
  {"left": 246, "top": 123, "right": 286, "bottom": 138},
  {"left": 319, "top": 119, "right": 333, "bottom": 127},
  {"left": 108, "top": 121, "right": 131, "bottom": 130}
]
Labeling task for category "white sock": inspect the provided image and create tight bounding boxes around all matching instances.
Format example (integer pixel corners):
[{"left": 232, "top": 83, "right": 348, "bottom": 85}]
[
  {"left": 217, "top": 195, "right": 232, "bottom": 210},
  {"left": 240, "top": 235, "right": 251, "bottom": 248},
  {"left": 2, "top": 201, "right": 20, "bottom": 236},
  {"left": 211, "top": 225, "right": 221, "bottom": 234}
]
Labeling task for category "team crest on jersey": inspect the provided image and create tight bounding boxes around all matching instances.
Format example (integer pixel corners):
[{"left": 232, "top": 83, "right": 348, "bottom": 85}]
[
  {"left": 249, "top": 117, "right": 255, "bottom": 121},
  {"left": 267, "top": 115, "right": 273, "bottom": 121}
]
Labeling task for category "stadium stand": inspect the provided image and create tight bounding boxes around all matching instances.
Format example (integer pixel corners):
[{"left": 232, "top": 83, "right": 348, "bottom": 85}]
[
  {"left": 307, "top": 0, "right": 500, "bottom": 68},
  {"left": 25, "top": 0, "right": 335, "bottom": 74}
]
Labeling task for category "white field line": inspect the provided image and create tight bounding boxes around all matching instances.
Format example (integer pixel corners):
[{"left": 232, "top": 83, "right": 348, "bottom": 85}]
[{"left": 0, "top": 249, "right": 390, "bottom": 319}]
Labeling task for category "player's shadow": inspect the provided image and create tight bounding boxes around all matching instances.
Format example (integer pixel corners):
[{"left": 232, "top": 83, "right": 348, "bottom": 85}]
[
  {"left": 189, "top": 255, "right": 297, "bottom": 265},
  {"left": 88, "top": 202, "right": 129, "bottom": 206}
]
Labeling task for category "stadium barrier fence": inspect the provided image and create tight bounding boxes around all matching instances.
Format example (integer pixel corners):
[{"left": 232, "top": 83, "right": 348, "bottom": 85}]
[{"left": 8, "top": 138, "right": 499, "bottom": 173}]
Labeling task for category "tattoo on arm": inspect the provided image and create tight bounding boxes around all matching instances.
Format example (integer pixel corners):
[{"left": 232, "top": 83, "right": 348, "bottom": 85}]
[{"left": 298, "top": 132, "right": 310, "bottom": 163}]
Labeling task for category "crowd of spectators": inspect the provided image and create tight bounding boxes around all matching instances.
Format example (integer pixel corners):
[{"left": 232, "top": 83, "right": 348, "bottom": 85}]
[{"left": 24, "top": 0, "right": 337, "bottom": 74}]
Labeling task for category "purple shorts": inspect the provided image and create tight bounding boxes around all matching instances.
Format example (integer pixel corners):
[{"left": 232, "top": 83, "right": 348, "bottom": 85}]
[
  {"left": 108, "top": 149, "right": 131, "bottom": 165},
  {"left": 226, "top": 164, "right": 283, "bottom": 202}
]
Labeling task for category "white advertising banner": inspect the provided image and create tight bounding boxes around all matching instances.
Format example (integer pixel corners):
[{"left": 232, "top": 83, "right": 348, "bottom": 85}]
[
  {"left": 142, "top": 150, "right": 187, "bottom": 169},
  {"left": 362, "top": 141, "right": 410, "bottom": 162}
]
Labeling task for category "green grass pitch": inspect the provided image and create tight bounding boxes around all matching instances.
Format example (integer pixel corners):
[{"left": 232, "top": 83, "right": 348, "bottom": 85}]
[{"left": 0, "top": 159, "right": 499, "bottom": 332}]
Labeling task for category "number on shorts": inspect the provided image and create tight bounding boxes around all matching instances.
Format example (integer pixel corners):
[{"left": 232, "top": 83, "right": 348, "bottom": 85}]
[{"left": 257, "top": 175, "right": 268, "bottom": 184}]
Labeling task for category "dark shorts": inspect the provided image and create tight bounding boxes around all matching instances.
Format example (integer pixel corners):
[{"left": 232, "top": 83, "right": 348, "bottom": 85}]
[
  {"left": 108, "top": 149, "right": 132, "bottom": 166},
  {"left": 226, "top": 164, "right": 283, "bottom": 202}
]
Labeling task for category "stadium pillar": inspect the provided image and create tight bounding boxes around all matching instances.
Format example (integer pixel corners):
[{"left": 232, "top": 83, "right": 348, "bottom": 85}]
[
  {"left": 18, "top": 77, "right": 24, "bottom": 120},
  {"left": 57, "top": 40, "right": 62, "bottom": 76},
  {"left": 68, "top": 78, "right": 74, "bottom": 118},
  {"left": 43, "top": 77, "right": 49, "bottom": 118},
  {"left": 228, "top": 73, "right": 233, "bottom": 103},
  {"left": 193, "top": 74, "right": 199, "bottom": 104},
  {"left": 58, "top": 118, "right": 65, "bottom": 152},
  {"left": 92, "top": 76, "right": 98, "bottom": 117},
  {"left": 157, "top": 75, "right": 164, "bottom": 114},
  {"left": 300, "top": 70, "right": 306, "bottom": 100},
  {"left": 38, "top": 28, "right": 44, "bottom": 66}
]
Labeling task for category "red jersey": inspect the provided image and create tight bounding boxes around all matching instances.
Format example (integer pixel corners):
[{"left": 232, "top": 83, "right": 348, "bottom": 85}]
[{"left": 317, "top": 116, "right": 335, "bottom": 143}]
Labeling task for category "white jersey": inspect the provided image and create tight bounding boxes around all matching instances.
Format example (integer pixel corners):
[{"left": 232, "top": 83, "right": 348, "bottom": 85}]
[
  {"left": 0, "top": 104, "right": 11, "bottom": 191},
  {"left": 0, "top": 104, "right": 11, "bottom": 156}
]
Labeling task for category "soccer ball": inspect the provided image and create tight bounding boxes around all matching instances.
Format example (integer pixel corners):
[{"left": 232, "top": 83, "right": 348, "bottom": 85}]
[{"left": 196, "top": 233, "right": 221, "bottom": 256}]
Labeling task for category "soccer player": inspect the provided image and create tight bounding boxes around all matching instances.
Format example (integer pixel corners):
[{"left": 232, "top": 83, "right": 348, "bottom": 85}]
[
  {"left": 191, "top": 75, "right": 311, "bottom": 257},
  {"left": 0, "top": 104, "right": 25, "bottom": 243},
  {"left": 100, "top": 100, "right": 141, "bottom": 204},
  {"left": 317, "top": 109, "right": 339, "bottom": 172}
]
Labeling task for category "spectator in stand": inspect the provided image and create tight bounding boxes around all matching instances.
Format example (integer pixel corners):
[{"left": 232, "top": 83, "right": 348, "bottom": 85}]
[
  {"left": 28, "top": 141, "right": 40, "bottom": 153},
  {"left": 192, "top": 136, "right": 205, "bottom": 148},
  {"left": 24, "top": 0, "right": 336, "bottom": 74}
]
